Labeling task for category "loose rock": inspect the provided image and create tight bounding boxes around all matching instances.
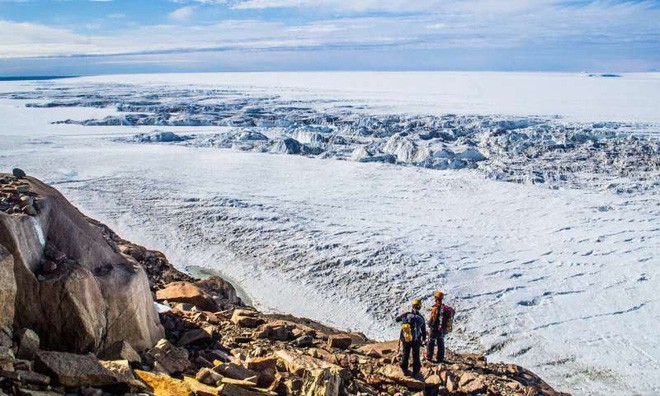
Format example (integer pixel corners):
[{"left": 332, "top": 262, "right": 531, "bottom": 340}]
[
  {"left": 327, "top": 335, "right": 352, "bottom": 350},
  {"left": 156, "top": 281, "right": 219, "bottom": 312},
  {"left": 34, "top": 351, "right": 118, "bottom": 387},
  {"left": 145, "top": 339, "right": 191, "bottom": 374},
  {"left": 12, "top": 168, "right": 26, "bottom": 178},
  {"left": 97, "top": 340, "right": 141, "bottom": 364}
]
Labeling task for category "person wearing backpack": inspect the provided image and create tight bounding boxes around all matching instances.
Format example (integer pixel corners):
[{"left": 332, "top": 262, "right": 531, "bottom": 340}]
[
  {"left": 426, "top": 291, "right": 455, "bottom": 363},
  {"left": 395, "top": 298, "right": 427, "bottom": 377}
]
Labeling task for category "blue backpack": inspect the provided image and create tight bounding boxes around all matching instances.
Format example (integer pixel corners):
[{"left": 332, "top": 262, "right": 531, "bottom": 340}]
[{"left": 401, "top": 312, "right": 423, "bottom": 343}]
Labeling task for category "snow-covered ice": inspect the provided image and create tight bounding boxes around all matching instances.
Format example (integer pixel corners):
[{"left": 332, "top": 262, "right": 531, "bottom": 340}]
[{"left": 0, "top": 72, "right": 658, "bottom": 395}]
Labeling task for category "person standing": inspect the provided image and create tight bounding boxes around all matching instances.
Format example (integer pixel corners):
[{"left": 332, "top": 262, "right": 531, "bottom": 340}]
[
  {"left": 395, "top": 299, "right": 427, "bottom": 377},
  {"left": 426, "top": 291, "right": 453, "bottom": 362}
]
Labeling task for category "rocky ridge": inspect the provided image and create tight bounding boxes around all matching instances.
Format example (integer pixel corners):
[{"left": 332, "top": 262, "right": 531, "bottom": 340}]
[{"left": 1, "top": 173, "right": 569, "bottom": 396}]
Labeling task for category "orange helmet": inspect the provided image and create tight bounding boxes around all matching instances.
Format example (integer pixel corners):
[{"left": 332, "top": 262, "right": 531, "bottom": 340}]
[{"left": 434, "top": 291, "right": 444, "bottom": 300}]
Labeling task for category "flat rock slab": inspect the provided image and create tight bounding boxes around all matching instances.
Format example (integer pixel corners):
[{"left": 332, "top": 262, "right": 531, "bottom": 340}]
[{"left": 35, "top": 351, "right": 118, "bottom": 387}]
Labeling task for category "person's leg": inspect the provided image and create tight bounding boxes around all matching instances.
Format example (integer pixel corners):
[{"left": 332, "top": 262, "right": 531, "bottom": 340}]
[
  {"left": 400, "top": 343, "right": 411, "bottom": 375},
  {"left": 437, "top": 333, "right": 445, "bottom": 362},
  {"left": 426, "top": 334, "right": 436, "bottom": 361},
  {"left": 412, "top": 342, "right": 421, "bottom": 376}
]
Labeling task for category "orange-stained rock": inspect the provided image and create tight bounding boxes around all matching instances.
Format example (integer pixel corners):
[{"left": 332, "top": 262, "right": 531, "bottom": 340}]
[
  {"left": 157, "top": 281, "right": 219, "bottom": 312},
  {"left": 134, "top": 370, "right": 192, "bottom": 396},
  {"left": 231, "top": 309, "right": 261, "bottom": 328}
]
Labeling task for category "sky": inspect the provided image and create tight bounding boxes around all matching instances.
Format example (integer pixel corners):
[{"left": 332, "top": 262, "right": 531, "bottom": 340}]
[{"left": 0, "top": 0, "right": 658, "bottom": 75}]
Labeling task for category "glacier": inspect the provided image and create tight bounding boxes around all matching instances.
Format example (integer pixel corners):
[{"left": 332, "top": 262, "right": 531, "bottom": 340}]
[{"left": 0, "top": 72, "right": 658, "bottom": 395}]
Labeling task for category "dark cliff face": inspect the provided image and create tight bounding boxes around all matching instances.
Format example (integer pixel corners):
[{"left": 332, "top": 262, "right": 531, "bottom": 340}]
[{"left": 0, "top": 174, "right": 163, "bottom": 353}]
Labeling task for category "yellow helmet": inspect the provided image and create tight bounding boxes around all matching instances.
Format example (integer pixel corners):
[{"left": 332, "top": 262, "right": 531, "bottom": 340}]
[{"left": 412, "top": 299, "right": 422, "bottom": 308}]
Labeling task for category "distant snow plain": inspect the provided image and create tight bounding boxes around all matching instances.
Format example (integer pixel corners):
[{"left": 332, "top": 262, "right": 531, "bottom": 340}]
[{"left": 0, "top": 72, "right": 658, "bottom": 395}]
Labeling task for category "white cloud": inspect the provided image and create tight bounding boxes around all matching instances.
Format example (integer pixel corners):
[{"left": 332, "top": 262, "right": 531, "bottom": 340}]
[
  {"left": 168, "top": 6, "right": 196, "bottom": 21},
  {"left": 0, "top": 20, "right": 100, "bottom": 58},
  {"left": 171, "top": 0, "right": 226, "bottom": 4},
  {"left": 230, "top": 0, "right": 442, "bottom": 12},
  {"left": 0, "top": 0, "right": 656, "bottom": 68}
]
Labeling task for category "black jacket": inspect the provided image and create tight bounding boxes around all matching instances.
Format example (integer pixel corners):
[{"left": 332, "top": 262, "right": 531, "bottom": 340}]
[{"left": 396, "top": 310, "right": 427, "bottom": 343}]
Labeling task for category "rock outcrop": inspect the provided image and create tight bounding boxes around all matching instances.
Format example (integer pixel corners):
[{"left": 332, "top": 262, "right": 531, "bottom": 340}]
[{"left": 0, "top": 173, "right": 163, "bottom": 354}]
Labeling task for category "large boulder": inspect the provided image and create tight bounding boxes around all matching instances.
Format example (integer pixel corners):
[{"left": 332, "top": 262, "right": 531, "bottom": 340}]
[
  {"left": 34, "top": 351, "right": 119, "bottom": 387},
  {"left": 0, "top": 175, "right": 164, "bottom": 354},
  {"left": 156, "top": 281, "right": 219, "bottom": 312}
]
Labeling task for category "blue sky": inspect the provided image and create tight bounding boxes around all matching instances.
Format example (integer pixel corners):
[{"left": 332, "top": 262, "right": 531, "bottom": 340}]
[{"left": 0, "top": 0, "right": 658, "bottom": 75}]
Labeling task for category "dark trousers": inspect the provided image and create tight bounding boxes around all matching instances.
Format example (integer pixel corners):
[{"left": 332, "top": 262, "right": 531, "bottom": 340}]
[
  {"left": 400, "top": 341, "right": 422, "bottom": 376},
  {"left": 426, "top": 332, "right": 445, "bottom": 362}
]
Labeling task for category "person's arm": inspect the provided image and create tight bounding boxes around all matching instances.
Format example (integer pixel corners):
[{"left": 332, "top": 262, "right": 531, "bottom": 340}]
[
  {"left": 420, "top": 316, "right": 427, "bottom": 341},
  {"left": 395, "top": 312, "right": 406, "bottom": 322}
]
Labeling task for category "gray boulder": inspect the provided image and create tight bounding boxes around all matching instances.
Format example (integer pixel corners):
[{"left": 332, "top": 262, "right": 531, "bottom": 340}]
[
  {"left": 35, "top": 351, "right": 118, "bottom": 387},
  {"left": 0, "top": 175, "right": 164, "bottom": 354},
  {"left": 12, "top": 168, "right": 26, "bottom": 178},
  {"left": 16, "top": 328, "right": 40, "bottom": 360}
]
